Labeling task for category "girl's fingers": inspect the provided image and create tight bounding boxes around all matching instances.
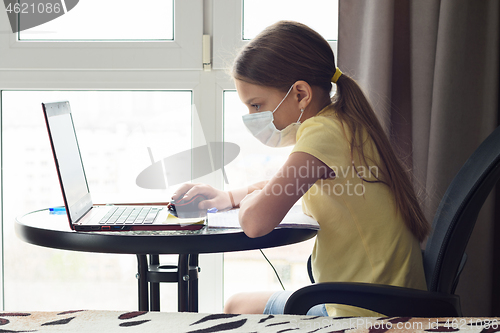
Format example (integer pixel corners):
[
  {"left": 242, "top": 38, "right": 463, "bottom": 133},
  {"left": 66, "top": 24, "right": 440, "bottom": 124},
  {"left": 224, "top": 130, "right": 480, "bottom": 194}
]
[
  {"left": 182, "top": 184, "right": 213, "bottom": 201},
  {"left": 180, "top": 187, "right": 200, "bottom": 201},
  {"left": 171, "top": 183, "right": 198, "bottom": 200},
  {"left": 173, "top": 184, "right": 228, "bottom": 209}
]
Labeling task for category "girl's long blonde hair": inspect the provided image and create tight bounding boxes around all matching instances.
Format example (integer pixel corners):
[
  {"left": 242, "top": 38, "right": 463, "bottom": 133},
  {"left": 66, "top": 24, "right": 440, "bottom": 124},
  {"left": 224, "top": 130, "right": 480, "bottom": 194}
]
[{"left": 233, "top": 21, "right": 430, "bottom": 242}]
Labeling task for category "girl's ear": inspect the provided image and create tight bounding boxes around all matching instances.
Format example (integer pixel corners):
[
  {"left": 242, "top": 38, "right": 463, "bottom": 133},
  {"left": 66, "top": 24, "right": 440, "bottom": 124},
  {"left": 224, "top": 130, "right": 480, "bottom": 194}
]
[{"left": 293, "top": 81, "right": 313, "bottom": 110}]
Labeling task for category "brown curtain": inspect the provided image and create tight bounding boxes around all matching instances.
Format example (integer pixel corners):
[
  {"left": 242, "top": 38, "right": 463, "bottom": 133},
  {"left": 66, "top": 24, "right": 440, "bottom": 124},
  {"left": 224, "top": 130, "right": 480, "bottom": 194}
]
[{"left": 338, "top": 0, "right": 499, "bottom": 316}]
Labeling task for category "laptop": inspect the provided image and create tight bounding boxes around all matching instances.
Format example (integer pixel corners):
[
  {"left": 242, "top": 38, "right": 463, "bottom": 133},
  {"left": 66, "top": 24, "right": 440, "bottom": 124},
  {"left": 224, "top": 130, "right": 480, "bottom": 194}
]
[{"left": 42, "top": 101, "right": 204, "bottom": 232}]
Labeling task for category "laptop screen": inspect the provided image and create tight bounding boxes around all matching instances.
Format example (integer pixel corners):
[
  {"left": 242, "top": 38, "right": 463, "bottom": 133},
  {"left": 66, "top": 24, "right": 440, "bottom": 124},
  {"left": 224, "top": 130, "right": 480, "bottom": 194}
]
[{"left": 43, "top": 101, "right": 93, "bottom": 224}]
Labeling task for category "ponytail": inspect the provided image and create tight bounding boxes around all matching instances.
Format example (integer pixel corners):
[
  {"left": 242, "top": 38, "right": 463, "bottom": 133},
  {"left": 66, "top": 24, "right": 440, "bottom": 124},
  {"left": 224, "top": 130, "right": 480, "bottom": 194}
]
[{"left": 333, "top": 74, "right": 430, "bottom": 242}]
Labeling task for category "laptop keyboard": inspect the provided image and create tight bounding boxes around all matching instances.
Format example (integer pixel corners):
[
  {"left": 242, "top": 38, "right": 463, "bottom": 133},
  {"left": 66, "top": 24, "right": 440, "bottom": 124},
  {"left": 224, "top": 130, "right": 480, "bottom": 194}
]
[{"left": 99, "top": 207, "right": 161, "bottom": 225}]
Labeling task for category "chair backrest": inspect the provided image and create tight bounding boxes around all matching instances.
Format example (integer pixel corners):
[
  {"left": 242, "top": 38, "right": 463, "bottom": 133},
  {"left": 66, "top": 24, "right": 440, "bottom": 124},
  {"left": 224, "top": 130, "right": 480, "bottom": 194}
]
[{"left": 423, "top": 126, "right": 500, "bottom": 294}]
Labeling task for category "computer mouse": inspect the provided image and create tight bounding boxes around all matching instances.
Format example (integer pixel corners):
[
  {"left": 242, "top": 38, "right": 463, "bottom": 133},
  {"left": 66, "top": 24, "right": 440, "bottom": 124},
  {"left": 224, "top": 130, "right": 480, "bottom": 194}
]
[{"left": 168, "top": 194, "right": 208, "bottom": 218}]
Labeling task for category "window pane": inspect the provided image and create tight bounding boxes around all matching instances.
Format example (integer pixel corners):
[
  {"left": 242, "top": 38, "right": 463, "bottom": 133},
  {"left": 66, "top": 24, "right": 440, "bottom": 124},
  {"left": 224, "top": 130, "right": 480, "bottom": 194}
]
[
  {"left": 222, "top": 91, "right": 314, "bottom": 301},
  {"left": 2, "top": 90, "right": 190, "bottom": 310},
  {"left": 19, "top": 0, "right": 174, "bottom": 41},
  {"left": 242, "top": 0, "right": 338, "bottom": 41}
]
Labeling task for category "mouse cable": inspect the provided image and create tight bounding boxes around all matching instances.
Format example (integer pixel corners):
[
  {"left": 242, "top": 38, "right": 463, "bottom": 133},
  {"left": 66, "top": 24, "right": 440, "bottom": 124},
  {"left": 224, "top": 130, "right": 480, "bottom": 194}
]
[{"left": 259, "top": 249, "right": 285, "bottom": 291}]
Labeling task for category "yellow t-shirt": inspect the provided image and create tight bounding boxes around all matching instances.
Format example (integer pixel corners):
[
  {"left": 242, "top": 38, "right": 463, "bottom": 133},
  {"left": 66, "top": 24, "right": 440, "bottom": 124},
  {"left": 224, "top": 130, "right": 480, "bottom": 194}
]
[{"left": 291, "top": 104, "right": 427, "bottom": 317}]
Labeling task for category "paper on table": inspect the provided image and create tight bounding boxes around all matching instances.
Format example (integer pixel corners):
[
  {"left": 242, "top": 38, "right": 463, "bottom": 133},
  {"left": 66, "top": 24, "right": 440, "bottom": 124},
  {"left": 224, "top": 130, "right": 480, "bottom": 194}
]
[
  {"left": 207, "top": 209, "right": 239, "bottom": 228},
  {"left": 207, "top": 205, "right": 319, "bottom": 230}
]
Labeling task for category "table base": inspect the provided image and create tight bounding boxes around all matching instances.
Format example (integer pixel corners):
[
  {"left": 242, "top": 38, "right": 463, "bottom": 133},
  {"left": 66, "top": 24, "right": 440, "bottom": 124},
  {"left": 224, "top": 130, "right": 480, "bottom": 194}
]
[{"left": 136, "top": 254, "right": 199, "bottom": 312}]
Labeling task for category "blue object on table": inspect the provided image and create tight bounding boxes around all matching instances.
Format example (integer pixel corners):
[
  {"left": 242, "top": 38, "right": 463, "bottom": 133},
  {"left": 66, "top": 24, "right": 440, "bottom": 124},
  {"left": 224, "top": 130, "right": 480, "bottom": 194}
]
[{"left": 49, "top": 207, "right": 66, "bottom": 214}]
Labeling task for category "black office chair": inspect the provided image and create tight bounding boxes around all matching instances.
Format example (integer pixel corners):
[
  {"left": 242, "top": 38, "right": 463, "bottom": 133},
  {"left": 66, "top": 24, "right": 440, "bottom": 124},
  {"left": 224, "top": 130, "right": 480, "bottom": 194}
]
[{"left": 284, "top": 125, "right": 500, "bottom": 317}]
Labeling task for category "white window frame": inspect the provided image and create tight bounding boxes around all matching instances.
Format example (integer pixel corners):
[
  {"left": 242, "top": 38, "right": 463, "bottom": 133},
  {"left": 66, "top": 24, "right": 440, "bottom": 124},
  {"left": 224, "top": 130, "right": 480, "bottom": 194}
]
[
  {"left": 213, "top": 0, "right": 338, "bottom": 70},
  {"left": 0, "top": 0, "right": 339, "bottom": 313},
  {"left": 0, "top": 0, "right": 222, "bottom": 312},
  {"left": 0, "top": 70, "right": 228, "bottom": 313},
  {"left": 0, "top": 0, "right": 203, "bottom": 70}
]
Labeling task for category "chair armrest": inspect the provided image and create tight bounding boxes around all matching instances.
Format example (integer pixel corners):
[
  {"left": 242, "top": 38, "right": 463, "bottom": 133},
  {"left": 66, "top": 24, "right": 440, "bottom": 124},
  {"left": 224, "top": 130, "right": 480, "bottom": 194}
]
[{"left": 283, "top": 282, "right": 462, "bottom": 317}]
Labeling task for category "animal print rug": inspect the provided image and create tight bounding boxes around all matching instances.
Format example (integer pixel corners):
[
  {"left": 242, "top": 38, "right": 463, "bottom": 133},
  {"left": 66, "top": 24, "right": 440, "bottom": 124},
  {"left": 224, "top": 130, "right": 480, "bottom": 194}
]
[{"left": 0, "top": 310, "right": 499, "bottom": 332}]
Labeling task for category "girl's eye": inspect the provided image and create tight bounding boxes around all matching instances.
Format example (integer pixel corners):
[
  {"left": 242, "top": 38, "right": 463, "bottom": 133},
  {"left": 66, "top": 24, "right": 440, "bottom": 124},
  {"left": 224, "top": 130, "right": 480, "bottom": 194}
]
[{"left": 252, "top": 104, "right": 261, "bottom": 111}]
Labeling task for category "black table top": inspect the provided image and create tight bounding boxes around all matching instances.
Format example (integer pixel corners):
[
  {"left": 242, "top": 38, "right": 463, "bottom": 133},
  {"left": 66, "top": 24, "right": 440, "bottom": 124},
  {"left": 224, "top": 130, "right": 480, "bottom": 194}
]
[{"left": 15, "top": 208, "right": 317, "bottom": 255}]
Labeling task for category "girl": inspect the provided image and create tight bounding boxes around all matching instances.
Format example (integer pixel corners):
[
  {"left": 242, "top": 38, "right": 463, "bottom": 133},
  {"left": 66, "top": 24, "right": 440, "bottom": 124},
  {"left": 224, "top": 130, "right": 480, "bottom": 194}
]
[{"left": 171, "top": 21, "right": 430, "bottom": 317}]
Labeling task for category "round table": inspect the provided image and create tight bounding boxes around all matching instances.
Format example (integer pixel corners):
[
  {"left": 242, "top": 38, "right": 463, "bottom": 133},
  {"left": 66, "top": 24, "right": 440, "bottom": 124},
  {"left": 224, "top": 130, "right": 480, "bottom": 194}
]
[{"left": 15, "top": 208, "right": 317, "bottom": 312}]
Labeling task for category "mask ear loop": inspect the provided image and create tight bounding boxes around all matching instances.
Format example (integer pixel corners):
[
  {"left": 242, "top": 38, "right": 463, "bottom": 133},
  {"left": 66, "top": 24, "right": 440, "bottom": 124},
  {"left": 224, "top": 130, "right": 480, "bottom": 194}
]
[
  {"left": 272, "top": 84, "right": 295, "bottom": 114},
  {"left": 297, "top": 108, "right": 305, "bottom": 124}
]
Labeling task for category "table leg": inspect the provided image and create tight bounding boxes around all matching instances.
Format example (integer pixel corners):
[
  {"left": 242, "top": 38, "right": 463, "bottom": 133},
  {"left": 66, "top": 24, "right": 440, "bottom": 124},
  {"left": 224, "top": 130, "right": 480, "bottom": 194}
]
[
  {"left": 136, "top": 254, "right": 149, "bottom": 311},
  {"left": 189, "top": 254, "right": 199, "bottom": 312},
  {"left": 138, "top": 254, "right": 199, "bottom": 312},
  {"left": 177, "top": 254, "right": 189, "bottom": 312},
  {"left": 149, "top": 254, "right": 160, "bottom": 311}
]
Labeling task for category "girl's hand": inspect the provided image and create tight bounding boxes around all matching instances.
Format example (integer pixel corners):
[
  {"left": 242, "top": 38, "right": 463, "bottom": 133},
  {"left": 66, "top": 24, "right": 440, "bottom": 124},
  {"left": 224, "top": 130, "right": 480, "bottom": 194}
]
[{"left": 171, "top": 183, "right": 232, "bottom": 211}]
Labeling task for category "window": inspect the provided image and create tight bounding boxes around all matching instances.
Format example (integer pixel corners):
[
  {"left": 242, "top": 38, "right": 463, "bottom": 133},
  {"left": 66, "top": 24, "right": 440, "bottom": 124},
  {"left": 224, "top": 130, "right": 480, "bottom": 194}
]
[
  {"left": 242, "top": 0, "right": 338, "bottom": 40},
  {"left": 2, "top": 90, "right": 191, "bottom": 310},
  {"left": 19, "top": 0, "right": 174, "bottom": 41},
  {"left": 213, "top": 0, "right": 338, "bottom": 69},
  {"left": 223, "top": 91, "right": 315, "bottom": 299},
  {"left": 0, "top": 0, "right": 338, "bottom": 312},
  {"left": 0, "top": 0, "right": 202, "bottom": 69},
  {"left": 215, "top": 0, "right": 338, "bottom": 306}
]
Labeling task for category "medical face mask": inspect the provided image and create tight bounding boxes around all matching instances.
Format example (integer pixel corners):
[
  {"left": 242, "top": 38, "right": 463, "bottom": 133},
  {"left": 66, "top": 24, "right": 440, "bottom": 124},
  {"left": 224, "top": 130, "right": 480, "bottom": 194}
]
[{"left": 242, "top": 85, "right": 304, "bottom": 147}]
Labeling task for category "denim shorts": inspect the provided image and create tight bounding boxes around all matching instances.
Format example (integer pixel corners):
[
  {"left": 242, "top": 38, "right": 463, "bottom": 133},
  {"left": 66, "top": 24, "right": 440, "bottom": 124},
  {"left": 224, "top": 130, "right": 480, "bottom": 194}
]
[{"left": 263, "top": 290, "right": 329, "bottom": 316}]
